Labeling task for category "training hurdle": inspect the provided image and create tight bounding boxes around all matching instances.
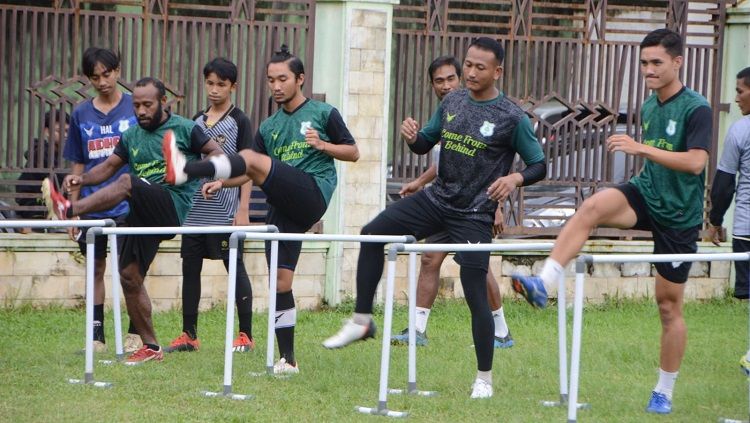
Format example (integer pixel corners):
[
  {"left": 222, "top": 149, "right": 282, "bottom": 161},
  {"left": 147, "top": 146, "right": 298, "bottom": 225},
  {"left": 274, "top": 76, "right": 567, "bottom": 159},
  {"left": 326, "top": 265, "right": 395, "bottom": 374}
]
[
  {"left": 567, "top": 252, "right": 750, "bottom": 423},
  {"left": 367, "top": 242, "right": 561, "bottom": 418},
  {"left": 88, "top": 225, "right": 277, "bottom": 393},
  {"left": 387, "top": 243, "right": 555, "bottom": 399},
  {"left": 211, "top": 231, "right": 416, "bottom": 400},
  {"left": 0, "top": 219, "right": 116, "bottom": 388}
]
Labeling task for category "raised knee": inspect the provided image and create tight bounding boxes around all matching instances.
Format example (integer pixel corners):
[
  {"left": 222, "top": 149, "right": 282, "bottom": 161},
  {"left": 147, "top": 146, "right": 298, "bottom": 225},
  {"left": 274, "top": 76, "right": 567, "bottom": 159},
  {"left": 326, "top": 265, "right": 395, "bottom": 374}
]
[
  {"left": 420, "top": 253, "right": 443, "bottom": 270},
  {"left": 119, "top": 272, "right": 141, "bottom": 293}
]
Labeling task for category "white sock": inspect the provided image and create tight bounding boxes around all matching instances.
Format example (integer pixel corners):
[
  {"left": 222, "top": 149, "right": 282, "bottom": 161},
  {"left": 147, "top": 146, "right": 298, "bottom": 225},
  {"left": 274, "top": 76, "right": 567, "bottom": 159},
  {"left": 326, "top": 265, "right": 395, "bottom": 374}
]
[
  {"left": 209, "top": 155, "right": 232, "bottom": 179},
  {"left": 415, "top": 307, "right": 431, "bottom": 333},
  {"left": 476, "top": 370, "right": 492, "bottom": 384},
  {"left": 539, "top": 258, "right": 564, "bottom": 290},
  {"left": 492, "top": 307, "right": 509, "bottom": 338},
  {"left": 353, "top": 313, "right": 372, "bottom": 326},
  {"left": 654, "top": 368, "right": 678, "bottom": 400}
]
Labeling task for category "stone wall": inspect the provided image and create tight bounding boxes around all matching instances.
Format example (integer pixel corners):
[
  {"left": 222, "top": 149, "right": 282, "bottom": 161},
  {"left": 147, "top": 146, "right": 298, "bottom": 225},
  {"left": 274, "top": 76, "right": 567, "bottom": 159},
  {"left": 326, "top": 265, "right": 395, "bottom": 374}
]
[
  {"left": 0, "top": 234, "right": 736, "bottom": 310},
  {"left": 0, "top": 234, "right": 327, "bottom": 311}
]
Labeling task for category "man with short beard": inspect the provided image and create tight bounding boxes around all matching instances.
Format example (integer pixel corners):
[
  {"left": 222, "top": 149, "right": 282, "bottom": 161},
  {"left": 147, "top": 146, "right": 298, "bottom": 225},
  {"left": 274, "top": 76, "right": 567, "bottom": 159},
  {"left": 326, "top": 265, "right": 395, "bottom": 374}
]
[{"left": 45, "top": 77, "right": 223, "bottom": 365}]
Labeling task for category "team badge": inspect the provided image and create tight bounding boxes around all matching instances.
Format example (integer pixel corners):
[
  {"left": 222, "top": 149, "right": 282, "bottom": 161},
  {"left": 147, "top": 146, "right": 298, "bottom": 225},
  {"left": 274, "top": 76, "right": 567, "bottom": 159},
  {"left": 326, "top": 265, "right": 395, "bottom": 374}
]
[
  {"left": 666, "top": 119, "right": 677, "bottom": 136},
  {"left": 83, "top": 126, "right": 94, "bottom": 137},
  {"left": 214, "top": 134, "right": 226, "bottom": 146},
  {"left": 118, "top": 119, "right": 130, "bottom": 133},
  {"left": 479, "top": 121, "right": 495, "bottom": 137},
  {"left": 300, "top": 121, "right": 312, "bottom": 135}
]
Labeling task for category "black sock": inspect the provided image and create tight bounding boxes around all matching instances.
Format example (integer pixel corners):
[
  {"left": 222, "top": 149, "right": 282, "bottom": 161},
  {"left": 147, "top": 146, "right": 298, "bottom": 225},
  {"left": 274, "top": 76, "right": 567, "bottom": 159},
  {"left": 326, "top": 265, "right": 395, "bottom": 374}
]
[
  {"left": 225, "top": 258, "right": 253, "bottom": 337},
  {"left": 182, "top": 257, "right": 202, "bottom": 339},
  {"left": 127, "top": 321, "right": 137, "bottom": 335},
  {"left": 145, "top": 343, "right": 160, "bottom": 351},
  {"left": 93, "top": 304, "right": 105, "bottom": 342},
  {"left": 183, "top": 314, "right": 198, "bottom": 339},
  {"left": 238, "top": 313, "right": 252, "bottom": 337},
  {"left": 66, "top": 206, "right": 73, "bottom": 218},
  {"left": 275, "top": 290, "right": 296, "bottom": 365}
]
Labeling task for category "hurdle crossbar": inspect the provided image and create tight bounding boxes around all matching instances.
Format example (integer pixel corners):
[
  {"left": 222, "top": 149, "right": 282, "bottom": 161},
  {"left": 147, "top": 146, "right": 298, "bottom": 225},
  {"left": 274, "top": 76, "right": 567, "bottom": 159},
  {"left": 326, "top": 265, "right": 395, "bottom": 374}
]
[
  {"left": 227, "top": 231, "right": 415, "bottom": 403},
  {"left": 568, "top": 252, "right": 750, "bottom": 423}
]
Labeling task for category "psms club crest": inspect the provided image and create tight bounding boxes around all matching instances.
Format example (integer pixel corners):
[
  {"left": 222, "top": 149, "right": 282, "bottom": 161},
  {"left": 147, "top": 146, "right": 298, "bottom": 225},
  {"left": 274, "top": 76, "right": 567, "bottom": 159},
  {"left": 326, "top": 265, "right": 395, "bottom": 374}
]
[
  {"left": 300, "top": 121, "right": 312, "bottom": 135},
  {"left": 479, "top": 121, "right": 495, "bottom": 137},
  {"left": 666, "top": 119, "right": 677, "bottom": 136}
]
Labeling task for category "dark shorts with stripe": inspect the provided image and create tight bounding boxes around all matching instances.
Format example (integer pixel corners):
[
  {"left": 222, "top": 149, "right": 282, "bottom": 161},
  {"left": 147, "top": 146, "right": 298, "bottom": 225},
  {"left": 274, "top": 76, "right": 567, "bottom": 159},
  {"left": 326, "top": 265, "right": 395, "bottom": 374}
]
[
  {"left": 259, "top": 158, "right": 327, "bottom": 271},
  {"left": 615, "top": 183, "right": 700, "bottom": 283},
  {"left": 76, "top": 214, "right": 127, "bottom": 259},
  {"left": 181, "top": 233, "right": 231, "bottom": 260},
  {"left": 119, "top": 176, "right": 180, "bottom": 277}
]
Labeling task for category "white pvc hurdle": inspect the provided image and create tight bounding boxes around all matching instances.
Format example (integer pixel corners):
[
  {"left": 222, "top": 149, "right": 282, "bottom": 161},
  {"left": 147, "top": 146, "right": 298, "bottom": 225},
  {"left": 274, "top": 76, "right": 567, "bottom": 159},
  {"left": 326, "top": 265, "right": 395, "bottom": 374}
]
[
  {"left": 226, "top": 232, "right": 416, "bottom": 399},
  {"left": 387, "top": 243, "right": 554, "bottom": 398},
  {"left": 0, "top": 219, "right": 115, "bottom": 388},
  {"left": 374, "top": 242, "right": 556, "bottom": 416},
  {"left": 89, "top": 225, "right": 277, "bottom": 397},
  {"left": 568, "top": 252, "right": 750, "bottom": 423}
]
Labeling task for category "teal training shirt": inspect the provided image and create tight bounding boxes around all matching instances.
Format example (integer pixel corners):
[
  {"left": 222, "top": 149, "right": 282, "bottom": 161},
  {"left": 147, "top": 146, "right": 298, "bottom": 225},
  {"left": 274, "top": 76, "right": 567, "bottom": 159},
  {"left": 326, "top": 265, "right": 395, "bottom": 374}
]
[
  {"left": 115, "top": 113, "right": 208, "bottom": 224},
  {"left": 630, "top": 87, "right": 712, "bottom": 228},
  {"left": 253, "top": 99, "right": 355, "bottom": 205}
]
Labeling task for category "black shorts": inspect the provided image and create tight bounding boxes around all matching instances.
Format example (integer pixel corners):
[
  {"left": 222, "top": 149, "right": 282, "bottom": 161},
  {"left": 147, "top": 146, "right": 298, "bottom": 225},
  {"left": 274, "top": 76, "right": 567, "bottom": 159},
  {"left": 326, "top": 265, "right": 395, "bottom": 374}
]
[
  {"left": 119, "top": 176, "right": 180, "bottom": 277},
  {"left": 733, "top": 237, "right": 750, "bottom": 299},
  {"left": 615, "top": 183, "right": 700, "bottom": 283},
  {"left": 181, "top": 233, "right": 231, "bottom": 260},
  {"left": 259, "top": 159, "right": 327, "bottom": 270},
  {"left": 425, "top": 231, "right": 451, "bottom": 244},
  {"left": 76, "top": 214, "right": 127, "bottom": 259},
  {"left": 370, "top": 191, "right": 493, "bottom": 272}
]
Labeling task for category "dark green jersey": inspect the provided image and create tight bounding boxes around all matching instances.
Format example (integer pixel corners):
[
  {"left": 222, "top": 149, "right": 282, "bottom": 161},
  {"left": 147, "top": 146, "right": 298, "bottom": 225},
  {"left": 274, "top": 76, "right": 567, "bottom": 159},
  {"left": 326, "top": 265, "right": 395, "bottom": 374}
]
[
  {"left": 114, "top": 113, "right": 208, "bottom": 224},
  {"left": 630, "top": 87, "right": 712, "bottom": 228},
  {"left": 253, "top": 99, "right": 355, "bottom": 205}
]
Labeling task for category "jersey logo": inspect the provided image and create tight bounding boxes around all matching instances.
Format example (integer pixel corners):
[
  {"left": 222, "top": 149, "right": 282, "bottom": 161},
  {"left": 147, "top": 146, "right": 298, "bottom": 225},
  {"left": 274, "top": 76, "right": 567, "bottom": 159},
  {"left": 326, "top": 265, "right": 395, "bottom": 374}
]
[
  {"left": 479, "top": 121, "right": 495, "bottom": 137},
  {"left": 131, "top": 148, "right": 139, "bottom": 158},
  {"left": 300, "top": 121, "right": 312, "bottom": 135},
  {"left": 214, "top": 134, "right": 226, "bottom": 146},
  {"left": 446, "top": 113, "right": 456, "bottom": 122},
  {"left": 118, "top": 120, "right": 130, "bottom": 133},
  {"left": 272, "top": 131, "right": 280, "bottom": 141},
  {"left": 83, "top": 126, "right": 94, "bottom": 137},
  {"left": 666, "top": 119, "right": 677, "bottom": 136},
  {"left": 643, "top": 121, "right": 650, "bottom": 132}
]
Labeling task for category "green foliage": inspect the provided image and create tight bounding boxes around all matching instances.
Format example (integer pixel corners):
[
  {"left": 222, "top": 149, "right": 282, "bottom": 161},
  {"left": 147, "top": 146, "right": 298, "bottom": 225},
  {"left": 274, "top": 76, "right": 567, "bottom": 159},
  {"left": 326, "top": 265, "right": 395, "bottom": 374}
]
[{"left": 0, "top": 299, "right": 747, "bottom": 422}]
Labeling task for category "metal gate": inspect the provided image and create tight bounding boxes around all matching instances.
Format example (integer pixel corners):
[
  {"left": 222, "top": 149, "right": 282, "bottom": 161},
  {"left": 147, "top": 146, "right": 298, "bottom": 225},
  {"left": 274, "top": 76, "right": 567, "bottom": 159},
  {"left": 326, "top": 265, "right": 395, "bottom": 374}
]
[
  {"left": 0, "top": 0, "right": 316, "bottom": 217},
  {"left": 389, "top": 0, "right": 732, "bottom": 237}
]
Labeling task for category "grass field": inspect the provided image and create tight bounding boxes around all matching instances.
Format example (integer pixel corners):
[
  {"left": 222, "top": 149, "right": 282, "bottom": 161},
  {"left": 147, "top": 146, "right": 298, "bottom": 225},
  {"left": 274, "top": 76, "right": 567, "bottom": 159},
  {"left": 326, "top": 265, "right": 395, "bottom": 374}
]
[{"left": 1, "top": 297, "right": 748, "bottom": 422}]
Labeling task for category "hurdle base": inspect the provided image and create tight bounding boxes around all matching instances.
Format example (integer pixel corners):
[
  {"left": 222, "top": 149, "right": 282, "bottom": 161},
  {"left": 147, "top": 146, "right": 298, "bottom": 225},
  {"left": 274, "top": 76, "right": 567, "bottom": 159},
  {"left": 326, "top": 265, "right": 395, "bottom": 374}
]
[
  {"left": 541, "top": 394, "right": 590, "bottom": 410},
  {"left": 355, "top": 404, "right": 408, "bottom": 418},
  {"left": 68, "top": 375, "right": 112, "bottom": 388},
  {"left": 388, "top": 387, "right": 438, "bottom": 397},
  {"left": 201, "top": 388, "right": 253, "bottom": 401}
]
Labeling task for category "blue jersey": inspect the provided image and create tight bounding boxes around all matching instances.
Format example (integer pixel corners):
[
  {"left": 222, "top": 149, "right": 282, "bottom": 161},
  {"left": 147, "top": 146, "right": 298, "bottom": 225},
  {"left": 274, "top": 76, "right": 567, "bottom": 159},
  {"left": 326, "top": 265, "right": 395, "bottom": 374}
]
[{"left": 64, "top": 94, "right": 135, "bottom": 218}]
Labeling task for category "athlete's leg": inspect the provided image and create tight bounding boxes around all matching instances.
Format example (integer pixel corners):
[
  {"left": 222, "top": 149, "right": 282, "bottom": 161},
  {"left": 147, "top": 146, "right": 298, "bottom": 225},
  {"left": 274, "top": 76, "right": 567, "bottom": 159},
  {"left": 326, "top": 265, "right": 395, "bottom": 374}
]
[
  {"left": 549, "top": 188, "right": 638, "bottom": 267},
  {"left": 70, "top": 173, "right": 132, "bottom": 217},
  {"left": 655, "top": 274, "right": 686, "bottom": 373},
  {"left": 120, "top": 261, "right": 156, "bottom": 346},
  {"left": 416, "top": 251, "right": 448, "bottom": 309}
]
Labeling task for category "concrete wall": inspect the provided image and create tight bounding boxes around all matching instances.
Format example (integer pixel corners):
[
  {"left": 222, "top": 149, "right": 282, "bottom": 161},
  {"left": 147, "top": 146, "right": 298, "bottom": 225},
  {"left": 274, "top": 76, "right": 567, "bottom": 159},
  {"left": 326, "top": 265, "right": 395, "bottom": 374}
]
[{"left": 0, "top": 234, "right": 734, "bottom": 310}]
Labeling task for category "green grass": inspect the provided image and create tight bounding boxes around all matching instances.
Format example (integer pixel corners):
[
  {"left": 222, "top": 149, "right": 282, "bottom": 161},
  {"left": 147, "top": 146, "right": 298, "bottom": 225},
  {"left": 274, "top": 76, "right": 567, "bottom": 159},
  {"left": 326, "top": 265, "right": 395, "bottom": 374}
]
[{"left": 1, "top": 298, "right": 748, "bottom": 422}]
